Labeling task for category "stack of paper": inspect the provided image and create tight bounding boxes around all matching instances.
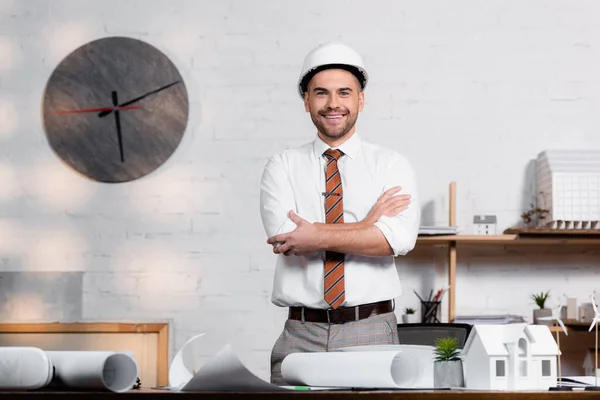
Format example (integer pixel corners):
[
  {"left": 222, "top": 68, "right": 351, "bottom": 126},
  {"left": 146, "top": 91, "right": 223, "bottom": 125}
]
[
  {"left": 559, "top": 376, "right": 600, "bottom": 388},
  {"left": 453, "top": 315, "right": 526, "bottom": 324},
  {"left": 419, "top": 226, "right": 458, "bottom": 235}
]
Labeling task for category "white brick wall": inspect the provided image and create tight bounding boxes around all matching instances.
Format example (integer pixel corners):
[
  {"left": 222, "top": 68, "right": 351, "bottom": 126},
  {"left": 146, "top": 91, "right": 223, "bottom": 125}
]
[{"left": 1, "top": 0, "right": 600, "bottom": 381}]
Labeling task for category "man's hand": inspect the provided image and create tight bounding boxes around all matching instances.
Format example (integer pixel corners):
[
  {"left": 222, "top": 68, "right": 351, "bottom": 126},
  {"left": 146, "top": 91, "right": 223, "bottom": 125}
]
[
  {"left": 267, "top": 211, "right": 324, "bottom": 256},
  {"left": 265, "top": 187, "right": 411, "bottom": 257},
  {"left": 363, "top": 186, "right": 411, "bottom": 225}
]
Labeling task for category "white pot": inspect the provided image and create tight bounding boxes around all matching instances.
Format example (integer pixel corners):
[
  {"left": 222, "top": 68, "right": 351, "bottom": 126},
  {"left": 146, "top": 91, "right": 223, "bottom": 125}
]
[
  {"left": 434, "top": 360, "right": 464, "bottom": 388},
  {"left": 402, "top": 314, "right": 419, "bottom": 323}
]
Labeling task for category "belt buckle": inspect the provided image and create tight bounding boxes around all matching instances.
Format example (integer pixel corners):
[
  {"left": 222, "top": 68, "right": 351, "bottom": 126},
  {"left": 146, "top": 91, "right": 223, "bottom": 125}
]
[
  {"left": 326, "top": 309, "right": 343, "bottom": 324},
  {"left": 326, "top": 307, "right": 358, "bottom": 324}
]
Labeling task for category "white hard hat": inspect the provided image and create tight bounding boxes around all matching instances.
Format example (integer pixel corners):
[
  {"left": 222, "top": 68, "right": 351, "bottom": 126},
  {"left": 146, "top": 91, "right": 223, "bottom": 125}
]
[{"left": 297, "top": 42, "right": 368, "bottom": 99}]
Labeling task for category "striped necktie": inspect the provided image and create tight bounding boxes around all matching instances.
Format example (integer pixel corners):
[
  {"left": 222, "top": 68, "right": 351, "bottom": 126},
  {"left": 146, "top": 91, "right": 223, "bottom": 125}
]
[{"left": 323, "top": 148, "right": 345, "bottom": 309}]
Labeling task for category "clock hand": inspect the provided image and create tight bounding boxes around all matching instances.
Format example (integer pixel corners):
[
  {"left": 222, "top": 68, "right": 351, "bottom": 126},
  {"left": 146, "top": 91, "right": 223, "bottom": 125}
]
[
  {"left": 119, "top": 81, "right": 181, "bottom": 107},
  {"left": 112, "top": 91, "right": 125, "bottom": 163},
  {"left": 98, "top": 81, "right": 181, "bottom": 118},
  {"left": 54, "top": 105, "right": 140, "bottom": 115}
]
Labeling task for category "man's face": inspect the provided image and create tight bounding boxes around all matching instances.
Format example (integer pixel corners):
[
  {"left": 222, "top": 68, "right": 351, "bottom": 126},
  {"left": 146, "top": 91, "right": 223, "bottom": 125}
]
[{"left": 304, "top": 69, "right": 364, "bottom": 144}]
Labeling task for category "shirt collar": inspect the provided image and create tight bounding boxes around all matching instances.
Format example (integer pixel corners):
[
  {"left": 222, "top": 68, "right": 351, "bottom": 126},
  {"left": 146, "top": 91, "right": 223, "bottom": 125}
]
[{"left": 312, "top": 132, "right": 362, "bottom": 160}]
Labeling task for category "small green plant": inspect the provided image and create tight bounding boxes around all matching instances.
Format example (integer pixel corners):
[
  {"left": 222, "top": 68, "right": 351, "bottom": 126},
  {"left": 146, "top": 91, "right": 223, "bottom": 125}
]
[
  {"left": 404, "top": 307, "right": 416, "bottom": 315},
  {"left": 531, "top": 290, "right": 550, "bottom": 309},
  {"left": 433, "top": 337, "right": 461, "bottom": 362}
]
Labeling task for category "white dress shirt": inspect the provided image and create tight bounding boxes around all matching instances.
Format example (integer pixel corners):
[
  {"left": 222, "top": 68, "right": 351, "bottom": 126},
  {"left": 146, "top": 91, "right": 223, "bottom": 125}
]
[{"left": 259, "top": 133, "right": 420, "bottom": 309}]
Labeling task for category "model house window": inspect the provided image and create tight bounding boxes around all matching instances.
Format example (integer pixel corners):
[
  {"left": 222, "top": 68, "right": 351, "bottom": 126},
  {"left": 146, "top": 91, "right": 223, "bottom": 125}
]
[
  {"left": 518, "top": 338, "right": 528, "bottom": 377},
  {"left": 518, "top": 338, "right": 528, "bottom": 356},
  {"left": 495, "top": 360, "right": 506, "bottom": 377},
  {"left": 542, "top": 360, "right": 551, "bottom": 377}
]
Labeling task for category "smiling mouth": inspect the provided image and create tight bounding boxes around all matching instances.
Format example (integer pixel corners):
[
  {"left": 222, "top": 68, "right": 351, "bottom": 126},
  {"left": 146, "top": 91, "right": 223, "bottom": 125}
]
[{"left": 322, "top": 114, "right": 346, "bottom": 119}]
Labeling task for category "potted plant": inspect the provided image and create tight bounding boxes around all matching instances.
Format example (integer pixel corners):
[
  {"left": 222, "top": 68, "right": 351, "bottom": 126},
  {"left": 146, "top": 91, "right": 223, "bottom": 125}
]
[
  {"left": 402, "top": 307, "right": 419, "bottom": 323},
  {"left": 433, "top": 337, "right": 464, "bottom": 388},
  {"left": 532, "top": 290, "right": 552, "bottom": 325}
]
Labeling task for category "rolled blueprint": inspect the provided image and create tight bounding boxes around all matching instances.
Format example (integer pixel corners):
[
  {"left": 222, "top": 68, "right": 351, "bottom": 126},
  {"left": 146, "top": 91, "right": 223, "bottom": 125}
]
[
  {"left": 46, "top": 351, "right": 138, "bottom": 393},
  {"left": 281, "top": 347, "right": 431, "bottom": 389},
  {"left": 0, "top": 347, "right": 54, "bottom": 390}
]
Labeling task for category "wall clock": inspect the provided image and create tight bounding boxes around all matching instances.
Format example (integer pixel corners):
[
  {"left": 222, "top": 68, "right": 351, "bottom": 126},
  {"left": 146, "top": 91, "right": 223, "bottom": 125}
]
[{"left": 42, "top": 36, "right": 189, "bottom": 183}]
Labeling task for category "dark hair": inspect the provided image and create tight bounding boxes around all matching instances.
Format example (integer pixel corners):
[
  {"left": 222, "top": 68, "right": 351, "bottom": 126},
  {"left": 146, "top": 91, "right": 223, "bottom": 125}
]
[{"left": 300, "top": 63, "right": 366, "bottom": 95}]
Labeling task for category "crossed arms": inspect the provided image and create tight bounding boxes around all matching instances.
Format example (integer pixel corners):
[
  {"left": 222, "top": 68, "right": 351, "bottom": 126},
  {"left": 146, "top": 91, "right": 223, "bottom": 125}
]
[{"left": 259, "top": 154, "right": 421, "bottom": 258}]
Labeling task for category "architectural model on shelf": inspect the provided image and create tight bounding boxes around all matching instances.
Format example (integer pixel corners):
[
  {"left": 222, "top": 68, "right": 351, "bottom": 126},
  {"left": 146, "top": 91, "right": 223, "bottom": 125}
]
[
  {"left": 472, "top": 215, "right": 497, "bottom": 235},
  {"left": 535, "top": 149, "right": 600, "bottom": 230}
]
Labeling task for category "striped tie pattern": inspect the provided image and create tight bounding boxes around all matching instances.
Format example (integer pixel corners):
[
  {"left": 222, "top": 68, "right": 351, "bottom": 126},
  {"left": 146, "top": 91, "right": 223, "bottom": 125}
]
[{"left": 323, "top": 149, "right": 345, "bottom": 309}]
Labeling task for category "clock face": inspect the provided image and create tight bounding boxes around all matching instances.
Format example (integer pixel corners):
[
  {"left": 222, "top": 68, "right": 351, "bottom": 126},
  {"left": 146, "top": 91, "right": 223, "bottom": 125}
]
[{"left": 42, "top": 36, "right": 189, "bottom": 183}]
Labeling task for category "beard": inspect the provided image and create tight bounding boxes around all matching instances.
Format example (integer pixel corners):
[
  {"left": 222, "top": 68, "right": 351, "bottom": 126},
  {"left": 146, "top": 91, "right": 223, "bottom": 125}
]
[{"left": 309, "top": 106, "right": 359, "bottom": 141}]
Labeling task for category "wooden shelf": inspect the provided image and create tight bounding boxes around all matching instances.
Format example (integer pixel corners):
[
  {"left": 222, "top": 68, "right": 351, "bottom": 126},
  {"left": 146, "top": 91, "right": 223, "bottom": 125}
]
[
  {"left": 410, "top": 182, "right": 600, "bottom": 323},
  {"left": 548, "top": 320, "right": 597, "bottom": 333},
  {"left": 417, "top": 234, "right": 600, "bottom": 246}
]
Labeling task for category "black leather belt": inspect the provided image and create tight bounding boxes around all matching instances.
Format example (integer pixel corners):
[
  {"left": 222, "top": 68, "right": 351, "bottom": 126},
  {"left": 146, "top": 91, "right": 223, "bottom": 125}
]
[{"left": 288, "top": 300, "right": 393, "bottom": 324}]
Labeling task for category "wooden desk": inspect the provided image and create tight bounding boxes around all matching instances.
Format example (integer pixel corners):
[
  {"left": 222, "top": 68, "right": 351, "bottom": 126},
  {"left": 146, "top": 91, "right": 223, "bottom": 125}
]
[{"left": 2, "top": 388, "right": 600, "bottom": 400}]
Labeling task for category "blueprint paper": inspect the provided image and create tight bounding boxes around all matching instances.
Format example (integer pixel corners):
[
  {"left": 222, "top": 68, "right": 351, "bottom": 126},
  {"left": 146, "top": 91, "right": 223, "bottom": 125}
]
[
  {"left": 170, "top": 336, "right": 434, "bottom": 391},
  {"left": 281, "top": 345, "right": 434, "bottom": 389},
  {"left": 180, "top": 344, "right": 288, "bottom": 392},
  {"left": 46, "top": 351, "right": 138, "bottom": 393},
  {"left": 168, "top": 333, "right": 206, "bottom": 388},
  {"left": 169, "top": 333, "right": 288, "bottom": 392}
]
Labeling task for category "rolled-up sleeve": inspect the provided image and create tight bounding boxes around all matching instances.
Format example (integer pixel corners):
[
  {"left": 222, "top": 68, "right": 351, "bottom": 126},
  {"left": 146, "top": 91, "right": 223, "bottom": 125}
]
[
  {"left": 373, "top": 155, "right": 421, "bottom": 256},
  {"left": 259, "top": 154, "right": 299, "bottom": 238}
]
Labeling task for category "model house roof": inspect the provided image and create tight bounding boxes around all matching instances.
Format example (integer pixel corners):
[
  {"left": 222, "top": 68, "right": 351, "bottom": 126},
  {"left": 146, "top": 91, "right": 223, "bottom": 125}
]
[
  {"left": 473, "top": 215, "right": 497, "bottom": 224},
  {"left": 537, "top": 149, "right": 600, "bottom": 173},
  {"left": 526, "top": 325, "right": 560, "bottom": 356},
  {"left": 463, "top": 324, "right": 559, "bottom": 357},
  {"left": 464, "top": 324, "right": 524, "bottom": 356}
]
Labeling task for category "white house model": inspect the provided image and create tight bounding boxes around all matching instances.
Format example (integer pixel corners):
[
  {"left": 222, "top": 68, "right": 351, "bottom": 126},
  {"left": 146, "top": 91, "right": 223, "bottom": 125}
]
[
  {"left": 472, "top": 215, "right": 497, "bottom": 235},
  {"left": 463, "top": 324, "right": 559, "bottom": 390},
  {"left": 536, "top": 149, "right": 600, "bottom": 229}
]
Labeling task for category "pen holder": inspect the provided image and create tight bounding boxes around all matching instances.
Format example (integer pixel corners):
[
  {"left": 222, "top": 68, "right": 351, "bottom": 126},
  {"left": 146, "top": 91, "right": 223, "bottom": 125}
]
[{"left": 421, "top": 301, "right": 441, "bottom": 323}]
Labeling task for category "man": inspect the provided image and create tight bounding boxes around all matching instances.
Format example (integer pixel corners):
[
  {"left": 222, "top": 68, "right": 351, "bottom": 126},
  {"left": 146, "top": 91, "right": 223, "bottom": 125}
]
[{"left": 259, "top": 42, "right": 421, "bottom": 385}]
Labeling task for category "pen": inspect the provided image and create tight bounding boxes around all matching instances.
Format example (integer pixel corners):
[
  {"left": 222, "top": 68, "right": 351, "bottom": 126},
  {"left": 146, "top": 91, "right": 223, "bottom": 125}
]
[
  {"left": 295, "top": 386, "right": 310, "bottom": 391},
  {"left": 413, "top": 290, "right": 423, "bottom": 302},
  {"left": 435, "top": 286, "right": 450, "bottom": 302}
]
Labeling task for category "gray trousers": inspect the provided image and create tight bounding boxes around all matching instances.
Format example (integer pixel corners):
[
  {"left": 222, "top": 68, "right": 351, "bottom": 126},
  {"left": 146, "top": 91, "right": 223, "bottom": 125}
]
[{"left": 270, "top": 311, "right": 399, "bottom": 385}]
